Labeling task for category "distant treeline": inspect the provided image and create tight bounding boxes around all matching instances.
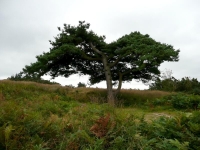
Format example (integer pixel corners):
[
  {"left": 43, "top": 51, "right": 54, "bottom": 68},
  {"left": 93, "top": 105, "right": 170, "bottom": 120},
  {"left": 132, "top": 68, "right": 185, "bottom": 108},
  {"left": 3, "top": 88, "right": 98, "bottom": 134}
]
[
  {"left": 149, "top": 76, "right": 200, "bottom": 95},
  {"left": 8, "top": 72, "right": 60, "bottom": 85}
]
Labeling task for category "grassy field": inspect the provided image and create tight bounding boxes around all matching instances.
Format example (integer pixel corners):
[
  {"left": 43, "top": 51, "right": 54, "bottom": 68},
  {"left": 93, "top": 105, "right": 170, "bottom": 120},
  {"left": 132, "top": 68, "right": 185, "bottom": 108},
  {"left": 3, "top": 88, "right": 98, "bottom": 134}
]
[{"left": 0, "top": 80, "right": 199, "bottom": 149}]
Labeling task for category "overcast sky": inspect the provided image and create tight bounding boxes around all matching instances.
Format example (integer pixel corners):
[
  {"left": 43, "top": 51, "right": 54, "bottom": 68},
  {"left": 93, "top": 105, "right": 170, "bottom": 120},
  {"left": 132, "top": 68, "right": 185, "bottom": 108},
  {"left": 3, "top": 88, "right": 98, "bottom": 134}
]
[{"left": 0, "top": 0, "right": 199, "bottom": 89}]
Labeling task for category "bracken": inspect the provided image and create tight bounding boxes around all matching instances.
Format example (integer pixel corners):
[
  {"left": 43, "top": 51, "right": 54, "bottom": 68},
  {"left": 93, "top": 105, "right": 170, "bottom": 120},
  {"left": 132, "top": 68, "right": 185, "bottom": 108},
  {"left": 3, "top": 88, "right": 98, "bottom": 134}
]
[{"left": 90, "top": 114, "right": 111, "bottom": 138}]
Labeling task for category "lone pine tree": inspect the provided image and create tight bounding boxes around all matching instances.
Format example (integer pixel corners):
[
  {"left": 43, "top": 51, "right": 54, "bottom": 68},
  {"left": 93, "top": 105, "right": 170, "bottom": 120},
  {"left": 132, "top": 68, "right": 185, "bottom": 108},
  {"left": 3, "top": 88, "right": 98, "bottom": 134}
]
[{"left": 23, "top": 21, "right": 179, "bottom": 106}]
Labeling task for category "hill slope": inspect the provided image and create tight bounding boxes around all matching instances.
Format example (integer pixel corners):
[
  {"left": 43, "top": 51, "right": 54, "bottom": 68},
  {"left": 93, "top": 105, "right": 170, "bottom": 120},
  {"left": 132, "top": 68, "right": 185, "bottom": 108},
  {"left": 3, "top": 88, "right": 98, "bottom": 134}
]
[{"left": 0, "top": 80, "right": 199, "bottom": 149}]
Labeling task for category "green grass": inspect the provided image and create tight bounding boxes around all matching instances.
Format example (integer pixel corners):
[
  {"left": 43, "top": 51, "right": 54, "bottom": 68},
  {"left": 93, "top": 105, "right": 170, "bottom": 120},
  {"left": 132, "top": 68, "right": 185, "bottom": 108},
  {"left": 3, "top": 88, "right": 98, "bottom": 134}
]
[{"left": 0, "top": 80, "right": 199, "bottom": 149}]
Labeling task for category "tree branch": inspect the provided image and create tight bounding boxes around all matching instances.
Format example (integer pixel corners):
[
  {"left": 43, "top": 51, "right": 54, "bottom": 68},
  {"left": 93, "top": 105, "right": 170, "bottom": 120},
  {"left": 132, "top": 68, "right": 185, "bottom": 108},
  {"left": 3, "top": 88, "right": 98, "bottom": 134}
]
[
  {"left": 109, "top": 57, "right": 121, "bottom": 68},
  {"left": 109, "top": 50, "right": 133, "bottom": 68},
  {"left": 114, "top": 69, "right": 134, "bottom": 95},
  {"left": 81, "top": 52, "right": 101, "bottom": 61},
  {"left": 121, "top": 69, "right": 132, "bottom": 76},
  {"left": 114, "top": 72, "right": 123, "bottom": 95},
  {"left": 89, "top": 42, "right": 104, "bottom": 56}
]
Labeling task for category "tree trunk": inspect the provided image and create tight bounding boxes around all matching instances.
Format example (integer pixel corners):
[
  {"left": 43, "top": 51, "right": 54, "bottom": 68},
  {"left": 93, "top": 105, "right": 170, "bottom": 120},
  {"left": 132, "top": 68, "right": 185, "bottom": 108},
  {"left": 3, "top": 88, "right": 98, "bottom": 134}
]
[
  {"left": 89, "top": 43, "right": 116, "bottom": 106},
  {"left": 114, "top": 73, "right": 123, "bottom": 96},
  {"left": 105, "top": 72, "right": 115, "bottom": 106},
  {"left": 102, "top": 57, "right": 115, "bottom": 106}
]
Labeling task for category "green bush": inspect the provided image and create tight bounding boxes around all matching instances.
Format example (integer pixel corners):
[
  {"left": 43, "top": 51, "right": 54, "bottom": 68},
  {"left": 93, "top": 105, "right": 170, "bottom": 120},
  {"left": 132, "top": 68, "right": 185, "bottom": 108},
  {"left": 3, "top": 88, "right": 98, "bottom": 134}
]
[
  {"left": 150, "top": 76, "right": 200, "bottom": 95},
  {"left": 152, "top": 93, "right": 200, "bottom": 110},
  {"left": 77, "top": 82, "right": 86, "bottom": 87},
  {"left": 83, "top": 112, "right": 200, "bottom": 149},
  {"left": 141, "top": 112, "right": 200, "bottom": 149}
]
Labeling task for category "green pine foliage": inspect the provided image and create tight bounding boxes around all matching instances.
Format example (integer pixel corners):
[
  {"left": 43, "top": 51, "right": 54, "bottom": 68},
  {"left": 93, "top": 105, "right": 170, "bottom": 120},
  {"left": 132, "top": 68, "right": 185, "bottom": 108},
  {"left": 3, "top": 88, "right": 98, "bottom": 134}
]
[
  {"left": 0, "top": 80, "right": 200, "bottom": 149},
  {"left": 22, "top": 21, "right": 179, "bottom": 105}
]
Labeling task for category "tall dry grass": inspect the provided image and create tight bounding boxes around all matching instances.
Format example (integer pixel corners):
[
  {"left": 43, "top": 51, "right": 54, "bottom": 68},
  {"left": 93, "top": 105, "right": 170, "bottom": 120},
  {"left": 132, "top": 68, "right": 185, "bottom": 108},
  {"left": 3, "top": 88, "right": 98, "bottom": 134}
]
[{"left": 0, "top": 79, "right": 171, "bottom": 106}]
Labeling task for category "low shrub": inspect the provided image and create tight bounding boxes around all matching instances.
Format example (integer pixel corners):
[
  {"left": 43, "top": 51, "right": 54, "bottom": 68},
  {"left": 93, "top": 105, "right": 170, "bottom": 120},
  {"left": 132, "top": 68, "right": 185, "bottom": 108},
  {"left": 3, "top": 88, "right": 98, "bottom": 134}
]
[
  {"left": 80, "top": 111, "right": 200, "bottom": 149},
  {"left": 152, "top": 93, "right": 200, "bottom": 110}
]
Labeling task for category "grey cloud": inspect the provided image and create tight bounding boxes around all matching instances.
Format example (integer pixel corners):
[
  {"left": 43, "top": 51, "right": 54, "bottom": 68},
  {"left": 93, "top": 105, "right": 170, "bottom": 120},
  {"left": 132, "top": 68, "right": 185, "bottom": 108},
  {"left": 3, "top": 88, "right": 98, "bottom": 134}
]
[{"left": 0, "top": 0, "right": 199, "bottom": 89}]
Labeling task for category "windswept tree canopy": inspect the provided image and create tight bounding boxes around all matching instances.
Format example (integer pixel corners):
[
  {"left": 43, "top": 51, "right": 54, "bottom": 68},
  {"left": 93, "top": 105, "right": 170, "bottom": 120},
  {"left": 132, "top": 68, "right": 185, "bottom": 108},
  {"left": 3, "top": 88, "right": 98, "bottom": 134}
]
[
  {"left": 23, "top": 21, "right": 179, "bottom": 105},
  {"left": 24, "top": 21, "right": 179, "bottom": 83}
]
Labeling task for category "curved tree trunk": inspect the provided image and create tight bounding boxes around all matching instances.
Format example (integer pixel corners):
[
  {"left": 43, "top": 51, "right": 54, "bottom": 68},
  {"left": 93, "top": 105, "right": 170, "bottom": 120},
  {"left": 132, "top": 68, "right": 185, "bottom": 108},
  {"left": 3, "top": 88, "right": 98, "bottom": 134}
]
[
  {"left": 102, "top": 57, "right": 115, "bottom": 106},
  {"left": 105, "top": 72, "right": 123, "bottom": 106},
  {"left": 90, "top": 43, "right": 119, "bottom": 106},
  {"left": 106, "top": 76, "right": 115, "bottom": 106}
]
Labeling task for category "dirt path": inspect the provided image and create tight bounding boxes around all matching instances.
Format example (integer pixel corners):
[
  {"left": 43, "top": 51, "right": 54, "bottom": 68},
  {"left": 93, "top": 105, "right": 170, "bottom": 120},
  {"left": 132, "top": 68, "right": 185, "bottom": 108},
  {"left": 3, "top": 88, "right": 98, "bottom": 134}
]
[{"left": 145, "top": 112, "right": 173, "bottom": 122}]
